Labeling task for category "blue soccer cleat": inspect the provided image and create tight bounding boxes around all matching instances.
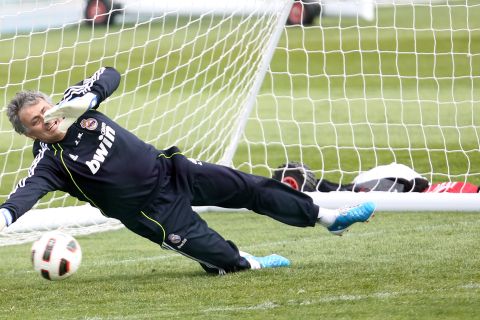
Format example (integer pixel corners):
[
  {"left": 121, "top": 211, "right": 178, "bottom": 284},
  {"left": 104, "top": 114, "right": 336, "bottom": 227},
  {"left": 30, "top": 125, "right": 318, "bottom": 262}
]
[
  {"left": 254, "top": 254, "right": 291, "bottom": 268},
  {"left": 240, "top": 252, "right": 291, "bottom": 270},
  {"left": 327, "top": 201, "right": 376, "bottom": 236}
]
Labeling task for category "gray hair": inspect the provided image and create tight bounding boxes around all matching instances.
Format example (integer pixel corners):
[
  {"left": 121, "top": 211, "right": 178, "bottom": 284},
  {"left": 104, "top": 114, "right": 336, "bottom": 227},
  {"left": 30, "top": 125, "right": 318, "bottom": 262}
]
[{"left": 6, "top": 91, "right": 52, "bottom": 135}]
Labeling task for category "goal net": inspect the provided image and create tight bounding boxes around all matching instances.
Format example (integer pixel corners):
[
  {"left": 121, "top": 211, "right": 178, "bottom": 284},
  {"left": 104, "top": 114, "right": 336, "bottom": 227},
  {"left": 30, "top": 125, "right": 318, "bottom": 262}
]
[
  {"left": 1, "top": 0, "right": 479, "bottom": 245},
  {"left": 240, "top": 0, "right": 480, "bottom": 211}
]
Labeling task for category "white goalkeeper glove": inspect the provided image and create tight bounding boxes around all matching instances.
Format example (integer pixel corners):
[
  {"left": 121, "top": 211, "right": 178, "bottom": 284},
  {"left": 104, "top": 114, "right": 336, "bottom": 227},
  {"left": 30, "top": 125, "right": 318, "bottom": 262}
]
[
  {"left": 44, "top": 92, "right": 98, "bottom": 133},
  {"left": 0, "top": 208, "right": 12, "bottom": 232}
]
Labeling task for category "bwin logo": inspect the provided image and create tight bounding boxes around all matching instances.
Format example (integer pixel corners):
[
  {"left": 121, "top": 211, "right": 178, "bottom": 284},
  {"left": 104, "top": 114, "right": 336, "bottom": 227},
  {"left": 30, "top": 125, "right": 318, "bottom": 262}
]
[{"left": 86, "top": 124, "right": 115, "bottom": 174}]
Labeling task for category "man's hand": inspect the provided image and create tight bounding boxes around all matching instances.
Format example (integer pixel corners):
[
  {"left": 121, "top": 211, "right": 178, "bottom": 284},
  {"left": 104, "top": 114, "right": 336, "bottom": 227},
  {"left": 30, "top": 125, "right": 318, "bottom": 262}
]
[
  {"left": 44, "top": 92, "right": 98, "bottom": 132},
  {"left": 0, "top": 208, "right": 12, "bottom": 232},
  {"left": 0, "top": 215, "right": 5, "bottom": 232}
]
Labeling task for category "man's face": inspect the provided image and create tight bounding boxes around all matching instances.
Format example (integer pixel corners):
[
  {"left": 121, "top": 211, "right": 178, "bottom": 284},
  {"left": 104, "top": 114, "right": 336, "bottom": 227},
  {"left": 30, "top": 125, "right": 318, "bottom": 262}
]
[{"left": 18, "top": 98, "right": 66, "bottom": 143}]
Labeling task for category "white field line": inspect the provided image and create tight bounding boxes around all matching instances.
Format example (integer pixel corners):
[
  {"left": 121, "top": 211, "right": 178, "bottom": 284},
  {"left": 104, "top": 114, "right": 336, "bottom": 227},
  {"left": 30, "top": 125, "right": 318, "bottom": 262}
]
[
  {"left": 201, "top": 284, "right": 480, "bottom": 314},
  {"left": 72, "top": 283, "right": 480, "bottom": 319}
]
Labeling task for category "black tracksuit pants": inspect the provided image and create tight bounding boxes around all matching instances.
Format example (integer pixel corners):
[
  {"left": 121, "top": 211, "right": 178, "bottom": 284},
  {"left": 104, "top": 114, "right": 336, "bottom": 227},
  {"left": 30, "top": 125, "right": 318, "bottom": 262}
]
[{"left": 122, "top": 147, "right": 319, "bottom": 274}]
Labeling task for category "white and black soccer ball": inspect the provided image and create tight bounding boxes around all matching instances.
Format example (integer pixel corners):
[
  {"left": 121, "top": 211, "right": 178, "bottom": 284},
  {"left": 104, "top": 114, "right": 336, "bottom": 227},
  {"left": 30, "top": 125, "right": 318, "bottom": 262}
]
[{"left": 31, "top": 231, "right": 82, "bottom": 281}]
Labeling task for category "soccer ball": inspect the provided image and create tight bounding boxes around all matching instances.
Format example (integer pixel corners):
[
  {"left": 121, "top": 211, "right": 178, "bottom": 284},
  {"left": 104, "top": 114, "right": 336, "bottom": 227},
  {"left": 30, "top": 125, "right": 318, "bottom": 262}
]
[{"left": 31, "top": 231, "right": 82, "bottom": 281}]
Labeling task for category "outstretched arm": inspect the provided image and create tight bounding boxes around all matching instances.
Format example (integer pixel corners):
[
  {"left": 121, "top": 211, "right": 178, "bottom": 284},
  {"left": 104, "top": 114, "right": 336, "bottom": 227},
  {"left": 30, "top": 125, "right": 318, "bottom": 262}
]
[
  {"left": 44, "top": 67, "right": 121, "bottom": 132},
  {"left": 0, "top": 145, "right": 67, "bottom": 231},
  {"left": 0, "top": 173, "right": 65, "bottom": 231}
]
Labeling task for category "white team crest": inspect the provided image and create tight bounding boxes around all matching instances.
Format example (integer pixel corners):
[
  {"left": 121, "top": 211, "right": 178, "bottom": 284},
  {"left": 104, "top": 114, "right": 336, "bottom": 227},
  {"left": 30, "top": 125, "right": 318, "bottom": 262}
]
[{"left": 80, "top": 118, "right": 98, "bottom": 130}]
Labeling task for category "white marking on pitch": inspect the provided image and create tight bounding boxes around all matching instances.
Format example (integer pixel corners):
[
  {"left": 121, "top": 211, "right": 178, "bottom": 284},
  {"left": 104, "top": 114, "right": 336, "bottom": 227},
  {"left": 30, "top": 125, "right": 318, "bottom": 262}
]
[{"left": 201, "top": 284, "right": 479, "bottom": 313}]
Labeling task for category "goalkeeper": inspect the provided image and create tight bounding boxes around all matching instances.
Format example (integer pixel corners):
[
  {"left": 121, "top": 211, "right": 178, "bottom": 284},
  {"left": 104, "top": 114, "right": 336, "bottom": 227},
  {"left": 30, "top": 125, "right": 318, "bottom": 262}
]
[{"left": 0, "top": 67, "right": 375, "bottom": 274}]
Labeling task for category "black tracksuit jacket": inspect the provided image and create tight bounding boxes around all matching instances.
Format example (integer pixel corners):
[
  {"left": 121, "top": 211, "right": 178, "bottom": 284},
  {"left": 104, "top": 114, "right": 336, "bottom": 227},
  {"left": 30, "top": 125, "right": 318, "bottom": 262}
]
[{"left": 1, "top": 67, "right": 166, "bottom": 222}]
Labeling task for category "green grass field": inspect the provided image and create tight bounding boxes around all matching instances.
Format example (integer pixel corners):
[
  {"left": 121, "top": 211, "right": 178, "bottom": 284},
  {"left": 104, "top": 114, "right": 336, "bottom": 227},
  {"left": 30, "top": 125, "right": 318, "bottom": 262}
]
[
  {"left": 0, "top": 211, "right": 479, "bottom": 319},
  {"left": 0, "top": 2, "right": 480, "bottom": 319}
]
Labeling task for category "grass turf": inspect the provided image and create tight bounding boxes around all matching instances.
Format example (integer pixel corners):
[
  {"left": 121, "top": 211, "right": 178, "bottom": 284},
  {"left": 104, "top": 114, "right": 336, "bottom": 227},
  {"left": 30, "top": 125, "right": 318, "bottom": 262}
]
[{"left": 0, "top": 210, "right": 479, "bottom": 319}]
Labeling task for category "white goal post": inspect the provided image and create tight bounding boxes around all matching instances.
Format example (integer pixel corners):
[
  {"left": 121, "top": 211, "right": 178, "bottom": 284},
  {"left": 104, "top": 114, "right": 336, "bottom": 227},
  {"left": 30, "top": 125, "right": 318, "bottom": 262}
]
[{"left": 1, "top": 0, "right": 480, "bottom": 245}]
